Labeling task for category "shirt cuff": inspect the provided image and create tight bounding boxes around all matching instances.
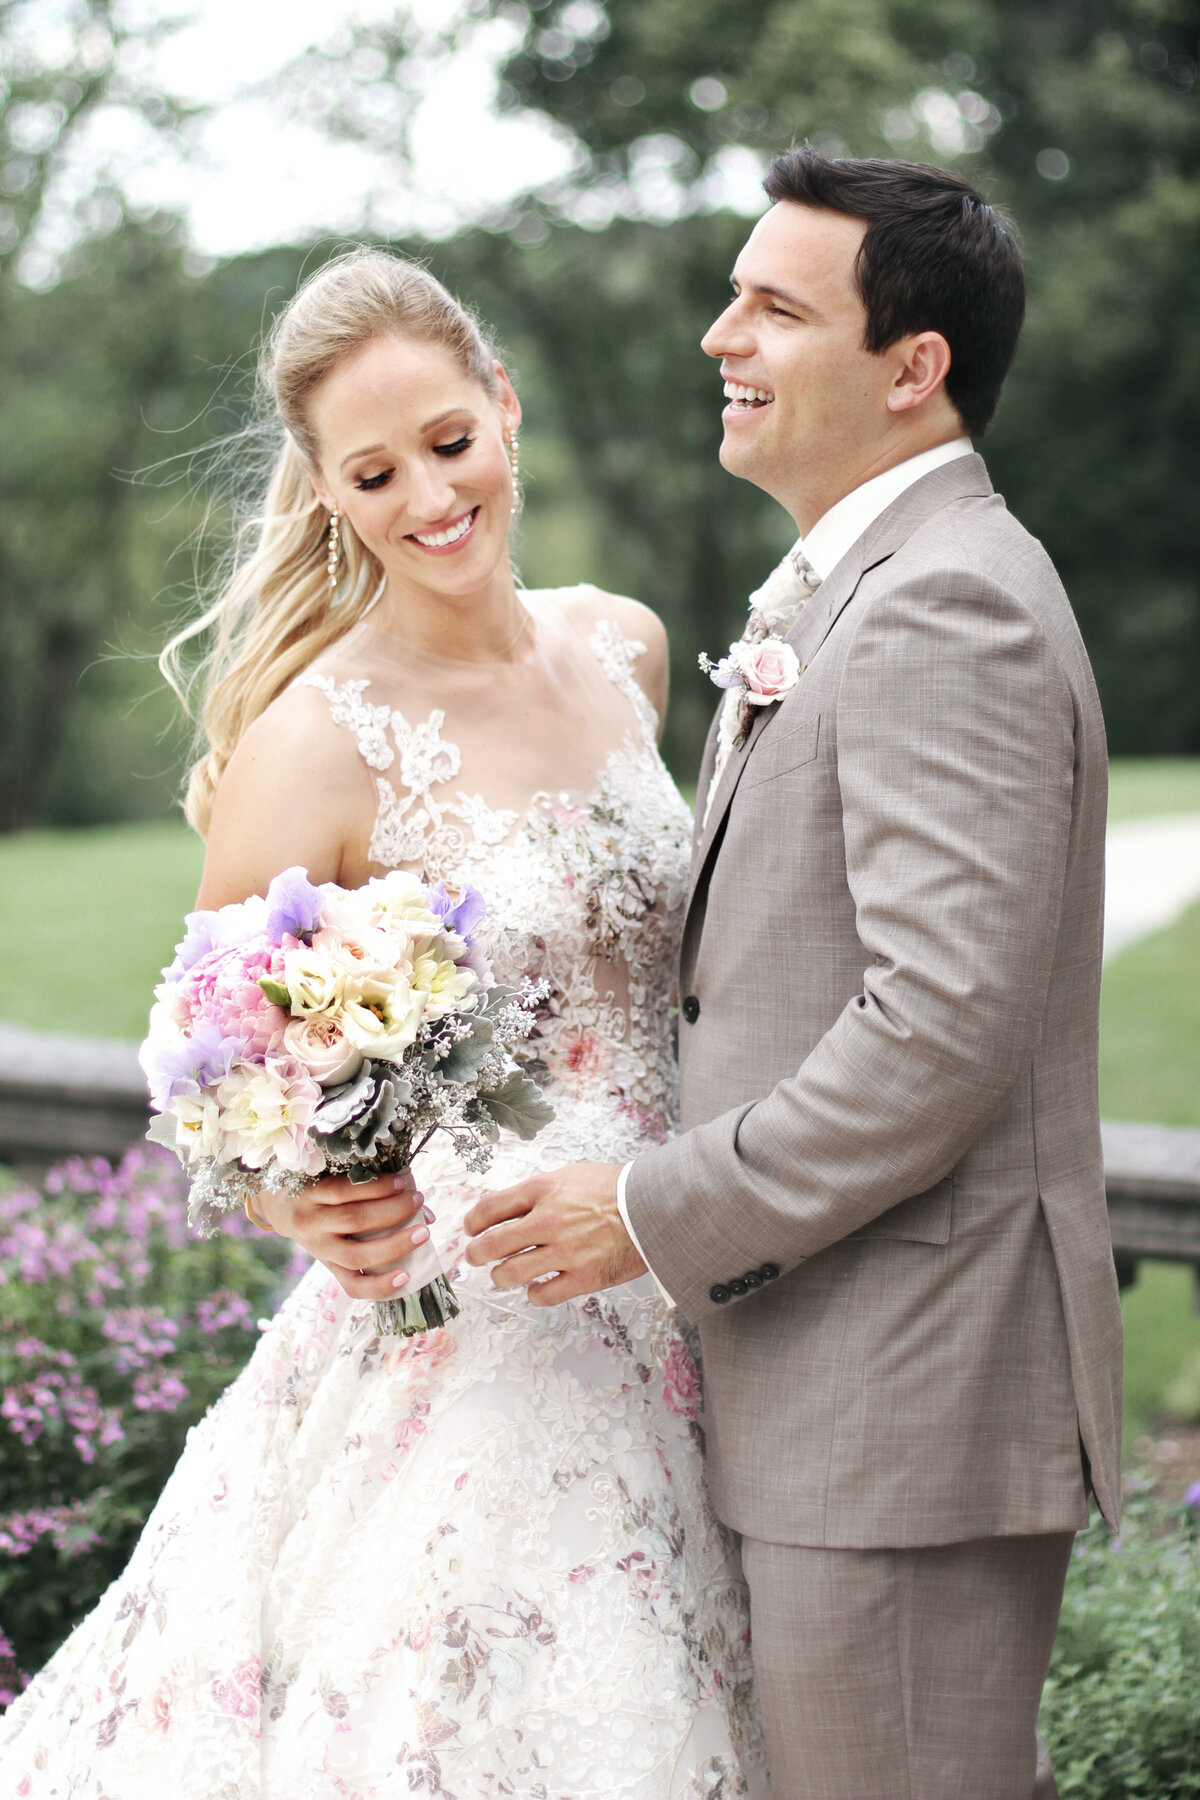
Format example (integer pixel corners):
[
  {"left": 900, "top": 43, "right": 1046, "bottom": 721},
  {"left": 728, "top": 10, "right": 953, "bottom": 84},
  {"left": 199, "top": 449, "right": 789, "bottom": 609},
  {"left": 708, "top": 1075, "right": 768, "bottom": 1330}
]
[{"left": 617, "top": 1161, "right": 677, "bottom": 1309}]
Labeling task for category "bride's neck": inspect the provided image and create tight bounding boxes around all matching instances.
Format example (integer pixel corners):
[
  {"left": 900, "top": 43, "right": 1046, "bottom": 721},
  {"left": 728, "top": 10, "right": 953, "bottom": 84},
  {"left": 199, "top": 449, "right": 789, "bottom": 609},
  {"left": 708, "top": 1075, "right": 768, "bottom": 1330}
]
[{"left": 368, "top": 563, "right": 531, "bottom": 664}]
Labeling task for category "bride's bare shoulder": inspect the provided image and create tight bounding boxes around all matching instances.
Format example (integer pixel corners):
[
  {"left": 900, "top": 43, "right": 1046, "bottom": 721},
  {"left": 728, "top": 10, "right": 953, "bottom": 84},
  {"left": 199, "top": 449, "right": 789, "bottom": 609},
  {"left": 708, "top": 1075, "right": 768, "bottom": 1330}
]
[
  {"left": 199, "top": 680, "right": 376, "bottom": 903},
  {"left": 549, "top": 584, "right": 670, "bottom": 727}
]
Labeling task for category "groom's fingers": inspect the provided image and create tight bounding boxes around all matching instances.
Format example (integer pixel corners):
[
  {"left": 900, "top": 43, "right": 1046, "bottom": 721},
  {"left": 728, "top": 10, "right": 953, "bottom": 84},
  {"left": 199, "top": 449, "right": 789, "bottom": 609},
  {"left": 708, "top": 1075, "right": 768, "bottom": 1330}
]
[
  {"left": 526, "top": 1270, "right": 592, "bottom": 1307},
  {"left": 463, "top": 1209, "right": 549, "bottom": 1267},
  {"left": 463, "top": 1178, "right": 541, "bottom": 1241},
  {"left": 487, "top": 1246, "right": 562, "bottom": 1289}
]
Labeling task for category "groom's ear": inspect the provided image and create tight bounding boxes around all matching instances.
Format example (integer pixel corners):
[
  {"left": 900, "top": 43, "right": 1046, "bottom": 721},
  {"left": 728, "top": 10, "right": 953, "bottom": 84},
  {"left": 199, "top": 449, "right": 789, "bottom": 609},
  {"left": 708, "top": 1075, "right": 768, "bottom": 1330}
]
[{"left": 885, "top": 331, "right": 953, "bottom": 416}]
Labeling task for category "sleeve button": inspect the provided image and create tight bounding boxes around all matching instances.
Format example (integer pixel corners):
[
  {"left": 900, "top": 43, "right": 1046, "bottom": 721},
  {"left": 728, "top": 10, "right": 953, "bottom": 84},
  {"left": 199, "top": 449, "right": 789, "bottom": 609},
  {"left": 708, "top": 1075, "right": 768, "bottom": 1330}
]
[
  {"left": 709, "top": 1283, "right": 731, "bottom": 1305},
  {"left": 727, "top": 1277, "right": 748, "bottom": 1296},
  {"left": 681, "top": 995, "right": 701, "bottom": 1023},
  {"left": 742, "top": 1271, "right": 764, "bottom": 1290},
  {"left": 760, "top": 1263, "right": 780, "bottom": 1281}
]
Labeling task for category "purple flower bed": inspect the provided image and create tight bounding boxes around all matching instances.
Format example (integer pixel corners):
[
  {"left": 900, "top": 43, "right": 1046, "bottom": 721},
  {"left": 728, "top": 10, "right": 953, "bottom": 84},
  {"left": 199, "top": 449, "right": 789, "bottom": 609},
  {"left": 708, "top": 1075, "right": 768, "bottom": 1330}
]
[{"left": 0, "top": 1145, "right": 306, "bottom": 1704}]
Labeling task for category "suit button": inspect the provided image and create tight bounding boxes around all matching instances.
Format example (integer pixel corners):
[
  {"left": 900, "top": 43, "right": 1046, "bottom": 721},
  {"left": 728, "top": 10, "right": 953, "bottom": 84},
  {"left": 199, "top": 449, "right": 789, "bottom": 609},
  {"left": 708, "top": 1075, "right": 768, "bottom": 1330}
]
[
  {"left": 759, "top": 1263, "right": 780, "bottom": 1281},
  {"left": 709, "top": 1283, "right": 731, "bottom": 1305},
  {"left": 727, "top": 1277, "right": 748, "bottom": 1296},
  {"left": 681, "top": 995, "right": 701, "bottom": 1024},
  {"left": 742, "top": 1271, "right": 764, "bottom": 1290}
]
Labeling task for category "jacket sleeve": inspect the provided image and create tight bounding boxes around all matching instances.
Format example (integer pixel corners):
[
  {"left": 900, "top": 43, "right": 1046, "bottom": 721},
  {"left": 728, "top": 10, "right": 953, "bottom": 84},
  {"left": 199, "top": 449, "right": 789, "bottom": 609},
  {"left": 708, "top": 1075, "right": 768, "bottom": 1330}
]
[{"left": 624, "top": 569, "right": 1078, "bottom": 1320}]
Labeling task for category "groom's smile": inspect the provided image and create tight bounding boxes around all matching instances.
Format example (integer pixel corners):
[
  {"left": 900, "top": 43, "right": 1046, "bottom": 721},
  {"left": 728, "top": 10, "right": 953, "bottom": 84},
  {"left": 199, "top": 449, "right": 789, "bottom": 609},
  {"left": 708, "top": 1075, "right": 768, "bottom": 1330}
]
[{"left": 701, "top": 198, "right": 958, "bottom": 535}]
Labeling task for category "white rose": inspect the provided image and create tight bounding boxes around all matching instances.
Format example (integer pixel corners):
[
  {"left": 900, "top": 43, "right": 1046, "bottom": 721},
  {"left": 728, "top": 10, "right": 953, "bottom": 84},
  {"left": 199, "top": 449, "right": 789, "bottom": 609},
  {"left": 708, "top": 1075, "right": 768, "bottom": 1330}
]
[
  {"left": 281, "top": 1015, "right": 364, "bottom": 1086},
  {"left": 282, "top": 945, "right": 344, "bottom": 1016},
  {"left": 147, "top": 1089, "right": 223, "bottom": 1165},
  {"left": 340, "top": 967, "right": 427, "bottom": 1060}
]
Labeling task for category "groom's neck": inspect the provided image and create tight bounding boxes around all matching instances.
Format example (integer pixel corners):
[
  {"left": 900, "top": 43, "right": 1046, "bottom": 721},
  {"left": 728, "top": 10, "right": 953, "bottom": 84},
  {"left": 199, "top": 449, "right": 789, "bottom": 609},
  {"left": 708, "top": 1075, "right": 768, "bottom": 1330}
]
[{"left": 788, "top": 418, "right": 967, "bottom": 538}]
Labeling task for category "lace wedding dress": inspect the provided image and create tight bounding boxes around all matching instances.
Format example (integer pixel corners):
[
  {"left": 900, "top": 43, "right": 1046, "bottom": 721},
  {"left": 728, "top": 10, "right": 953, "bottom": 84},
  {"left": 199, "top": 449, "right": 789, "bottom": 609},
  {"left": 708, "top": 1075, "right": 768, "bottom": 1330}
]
[{"left": 0, "top": 589, "right": 767, "bottom": 1800}]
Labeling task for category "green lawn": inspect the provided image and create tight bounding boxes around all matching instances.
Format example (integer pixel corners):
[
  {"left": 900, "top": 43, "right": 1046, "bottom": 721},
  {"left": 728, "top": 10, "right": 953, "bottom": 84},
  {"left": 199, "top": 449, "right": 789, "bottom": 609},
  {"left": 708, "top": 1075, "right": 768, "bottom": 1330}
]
[
  {"left": 0, "top": 821, "right": 204, "bottom": 1038},
  {"left": 4, "top": 758, "right": 1200, "bottom": 1440},
  {"left": 1106, "top": 756, "right": 1200, "bottom": 823}
]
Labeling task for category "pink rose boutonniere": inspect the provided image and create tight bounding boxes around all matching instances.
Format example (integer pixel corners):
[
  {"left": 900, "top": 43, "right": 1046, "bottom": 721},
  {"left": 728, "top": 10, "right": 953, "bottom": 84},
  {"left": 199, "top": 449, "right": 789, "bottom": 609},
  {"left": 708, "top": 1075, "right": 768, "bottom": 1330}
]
[{"left": 699, "top": 633, "right": 802, "bottom": 759}]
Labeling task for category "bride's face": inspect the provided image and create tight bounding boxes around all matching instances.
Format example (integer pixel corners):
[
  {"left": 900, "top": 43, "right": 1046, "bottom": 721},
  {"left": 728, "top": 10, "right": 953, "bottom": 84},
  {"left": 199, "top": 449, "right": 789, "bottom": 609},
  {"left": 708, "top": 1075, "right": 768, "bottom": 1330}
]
[{"left": 308, "top": 331, "right": 520, "bottom": 597}]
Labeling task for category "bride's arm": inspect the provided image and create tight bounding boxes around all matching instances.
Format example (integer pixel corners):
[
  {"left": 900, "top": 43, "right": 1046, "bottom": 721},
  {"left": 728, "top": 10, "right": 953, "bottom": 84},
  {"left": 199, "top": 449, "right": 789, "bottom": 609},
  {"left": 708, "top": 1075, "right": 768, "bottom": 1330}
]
[{"left": 189, "top": 684, "right": 429, "bottom": 1301}]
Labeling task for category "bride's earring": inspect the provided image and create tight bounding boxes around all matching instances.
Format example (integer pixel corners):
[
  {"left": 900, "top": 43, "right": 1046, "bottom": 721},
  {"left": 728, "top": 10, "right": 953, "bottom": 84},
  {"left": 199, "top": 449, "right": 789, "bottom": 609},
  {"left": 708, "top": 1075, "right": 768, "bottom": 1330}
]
[
  {"left": 506, "top": 434, "right": 520, "bottom": 482},
  {"left": 326, "top": 508, "right": 341, "bottom": 592}
]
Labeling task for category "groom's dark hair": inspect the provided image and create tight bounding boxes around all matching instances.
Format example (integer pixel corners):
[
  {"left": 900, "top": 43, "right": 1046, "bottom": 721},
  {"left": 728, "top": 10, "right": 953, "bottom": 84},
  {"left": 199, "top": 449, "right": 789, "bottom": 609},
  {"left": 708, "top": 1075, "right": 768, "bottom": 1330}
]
[{"left": 763, "top": 148, "right": 1024, "bottom": 436}]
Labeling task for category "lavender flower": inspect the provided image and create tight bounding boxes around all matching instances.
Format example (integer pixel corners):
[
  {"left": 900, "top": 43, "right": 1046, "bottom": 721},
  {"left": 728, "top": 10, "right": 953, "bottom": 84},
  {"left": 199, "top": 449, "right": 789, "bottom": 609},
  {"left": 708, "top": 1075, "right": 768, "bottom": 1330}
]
[
  {"left": 265, "top": 866, "right": 325, "bottom": 944},
  {"left": 1184, "top": 1480, "right": 1200, "bottom": 1509},
  {"left": 139, "top": 1021, "right": 248, "bottom": 1110}
]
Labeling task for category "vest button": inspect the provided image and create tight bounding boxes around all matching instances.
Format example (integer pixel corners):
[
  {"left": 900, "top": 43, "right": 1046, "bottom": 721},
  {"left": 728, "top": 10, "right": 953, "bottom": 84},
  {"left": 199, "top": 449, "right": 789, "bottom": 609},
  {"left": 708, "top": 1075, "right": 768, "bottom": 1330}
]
[{"left": 682, "top": 995, "right": 701, "bottom": 1024}]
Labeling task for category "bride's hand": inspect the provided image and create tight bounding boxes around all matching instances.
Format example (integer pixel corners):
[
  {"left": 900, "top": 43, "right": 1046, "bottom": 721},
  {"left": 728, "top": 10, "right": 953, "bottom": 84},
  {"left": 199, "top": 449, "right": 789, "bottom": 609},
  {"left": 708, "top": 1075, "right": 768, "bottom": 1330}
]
[{"left": 254, "top": 1169, "right": 430, "bottom": 1304}]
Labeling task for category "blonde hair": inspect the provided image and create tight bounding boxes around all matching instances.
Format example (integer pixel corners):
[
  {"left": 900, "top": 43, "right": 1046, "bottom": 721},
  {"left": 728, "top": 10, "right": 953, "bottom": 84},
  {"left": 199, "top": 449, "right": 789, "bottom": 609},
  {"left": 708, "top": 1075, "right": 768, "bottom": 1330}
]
[{"left": 163, "top": 247, "right": 503, "bottom": 834}]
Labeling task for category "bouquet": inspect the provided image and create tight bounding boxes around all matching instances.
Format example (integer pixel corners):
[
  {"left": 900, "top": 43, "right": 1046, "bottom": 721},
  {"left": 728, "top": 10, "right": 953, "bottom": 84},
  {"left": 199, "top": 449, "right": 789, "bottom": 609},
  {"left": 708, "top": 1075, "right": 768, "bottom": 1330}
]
[{"left": 140, "top": 866, "right": 553, "bottom": 1336}]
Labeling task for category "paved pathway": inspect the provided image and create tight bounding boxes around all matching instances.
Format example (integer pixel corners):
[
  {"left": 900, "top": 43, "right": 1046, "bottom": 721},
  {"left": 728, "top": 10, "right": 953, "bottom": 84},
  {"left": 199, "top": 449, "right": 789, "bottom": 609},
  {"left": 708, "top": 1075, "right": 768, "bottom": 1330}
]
[{"left": 1104, "top": 813, "right": 1200, "bottom": 960}]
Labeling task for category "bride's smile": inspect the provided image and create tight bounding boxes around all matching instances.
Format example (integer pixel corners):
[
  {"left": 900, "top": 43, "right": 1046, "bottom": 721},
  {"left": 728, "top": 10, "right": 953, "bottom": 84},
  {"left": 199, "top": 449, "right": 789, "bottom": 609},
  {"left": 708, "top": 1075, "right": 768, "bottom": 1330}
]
[{"left": 308, "top": 328, "right": 524, "bottom": 659}]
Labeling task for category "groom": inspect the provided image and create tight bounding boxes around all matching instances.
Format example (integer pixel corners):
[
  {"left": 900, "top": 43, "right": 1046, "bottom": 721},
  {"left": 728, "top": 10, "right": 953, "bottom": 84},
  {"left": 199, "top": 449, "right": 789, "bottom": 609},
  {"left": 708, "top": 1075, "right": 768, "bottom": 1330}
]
[{"left": 465, "top": 149, "right": 1123, "bottom": 1799}]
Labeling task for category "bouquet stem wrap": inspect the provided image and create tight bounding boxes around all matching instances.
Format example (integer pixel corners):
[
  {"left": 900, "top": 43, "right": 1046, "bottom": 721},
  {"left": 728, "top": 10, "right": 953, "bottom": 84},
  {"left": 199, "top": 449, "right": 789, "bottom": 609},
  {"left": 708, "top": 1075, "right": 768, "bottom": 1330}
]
[{"left": 348, "top": 1140, "right": 460, "bottom": 1339}]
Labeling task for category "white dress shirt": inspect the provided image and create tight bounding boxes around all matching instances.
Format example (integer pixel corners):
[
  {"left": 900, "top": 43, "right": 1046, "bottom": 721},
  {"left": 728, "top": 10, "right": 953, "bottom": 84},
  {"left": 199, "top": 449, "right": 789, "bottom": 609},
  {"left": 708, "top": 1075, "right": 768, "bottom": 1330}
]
[{"left": 617, "top": 436, "right": 975, "bottom": 1306}]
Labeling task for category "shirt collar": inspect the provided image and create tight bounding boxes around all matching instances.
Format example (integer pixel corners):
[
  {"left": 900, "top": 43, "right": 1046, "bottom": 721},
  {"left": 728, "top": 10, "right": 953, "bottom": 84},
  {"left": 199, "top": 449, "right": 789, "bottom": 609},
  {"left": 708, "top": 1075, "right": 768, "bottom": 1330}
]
[{"left": 798, "top": 437, "right": 974, "bottom": 582}]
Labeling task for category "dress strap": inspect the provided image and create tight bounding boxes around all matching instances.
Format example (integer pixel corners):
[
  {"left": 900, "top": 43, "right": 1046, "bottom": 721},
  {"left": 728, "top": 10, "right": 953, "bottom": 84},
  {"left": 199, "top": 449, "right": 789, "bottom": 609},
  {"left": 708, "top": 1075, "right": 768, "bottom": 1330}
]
[
  {"left": 299, "top": 674, "right": 395, "bottom": 771},
  {"left": 298, "top": 671, "right": 517, "bottom": 874},
  {"left": 587, "top": 618, "right": 659, "bottom": 747}
]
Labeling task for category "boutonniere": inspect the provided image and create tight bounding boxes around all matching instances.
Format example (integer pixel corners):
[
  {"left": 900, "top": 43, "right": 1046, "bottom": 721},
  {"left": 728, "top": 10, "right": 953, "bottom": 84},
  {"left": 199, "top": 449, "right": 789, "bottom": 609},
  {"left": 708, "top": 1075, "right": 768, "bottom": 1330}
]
[{"left": 699, "top": 633, "right": 803, "bottom": 755}]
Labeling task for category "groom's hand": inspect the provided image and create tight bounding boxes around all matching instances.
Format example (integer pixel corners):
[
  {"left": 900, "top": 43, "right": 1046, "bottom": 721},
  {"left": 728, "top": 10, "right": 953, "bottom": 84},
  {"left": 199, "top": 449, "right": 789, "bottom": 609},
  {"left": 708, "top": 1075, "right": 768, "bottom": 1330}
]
[{"left": 463, "top": 1162, "right": 646, "bottom": 1304}]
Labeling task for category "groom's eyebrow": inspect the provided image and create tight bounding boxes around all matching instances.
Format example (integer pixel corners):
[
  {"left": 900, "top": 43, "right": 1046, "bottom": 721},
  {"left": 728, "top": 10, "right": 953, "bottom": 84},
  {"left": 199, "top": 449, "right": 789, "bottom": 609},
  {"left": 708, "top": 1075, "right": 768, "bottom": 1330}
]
[{"left": 730, "top": 273, "right": 820, "bottom": 317}]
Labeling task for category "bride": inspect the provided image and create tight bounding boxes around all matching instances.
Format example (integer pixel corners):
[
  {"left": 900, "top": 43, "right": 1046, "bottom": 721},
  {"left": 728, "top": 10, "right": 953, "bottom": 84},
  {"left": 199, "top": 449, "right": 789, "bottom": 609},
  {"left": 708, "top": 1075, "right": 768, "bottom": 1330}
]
[{"left": 0, "top": 249, "right": 766, "bottom": 1797}]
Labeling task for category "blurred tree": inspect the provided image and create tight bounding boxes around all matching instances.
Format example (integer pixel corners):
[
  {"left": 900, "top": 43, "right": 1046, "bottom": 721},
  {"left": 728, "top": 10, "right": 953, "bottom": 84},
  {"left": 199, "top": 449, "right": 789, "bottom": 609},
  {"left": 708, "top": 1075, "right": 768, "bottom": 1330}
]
[
  {"left": 0, "top": 0, "right": 196, "bottom": 281},
  {"left": 486, "top": 0, "right": 1200, "bottom": 753}
]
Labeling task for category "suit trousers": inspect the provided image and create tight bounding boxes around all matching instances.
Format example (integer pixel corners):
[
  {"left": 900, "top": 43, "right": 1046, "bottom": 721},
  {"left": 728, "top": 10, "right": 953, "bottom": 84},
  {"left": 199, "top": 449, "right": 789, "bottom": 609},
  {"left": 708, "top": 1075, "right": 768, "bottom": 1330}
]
[{"left": 740, "top": 1530, "right": 1074, "bottom": 1800}]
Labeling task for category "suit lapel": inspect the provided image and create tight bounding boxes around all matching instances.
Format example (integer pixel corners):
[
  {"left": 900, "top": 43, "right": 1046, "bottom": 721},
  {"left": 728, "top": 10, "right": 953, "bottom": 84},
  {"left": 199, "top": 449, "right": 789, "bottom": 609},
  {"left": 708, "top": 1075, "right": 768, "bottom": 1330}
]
[{"left": 685, "top": 453, "right": 994, "bottom": 898}]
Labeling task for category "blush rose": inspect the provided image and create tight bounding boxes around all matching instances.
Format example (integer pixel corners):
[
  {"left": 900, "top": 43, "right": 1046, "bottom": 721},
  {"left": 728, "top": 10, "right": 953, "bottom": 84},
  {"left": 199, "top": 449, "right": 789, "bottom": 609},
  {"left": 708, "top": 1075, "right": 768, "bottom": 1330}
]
[{"left": 732, "top": 636, "right": 802, "bottom": 705}]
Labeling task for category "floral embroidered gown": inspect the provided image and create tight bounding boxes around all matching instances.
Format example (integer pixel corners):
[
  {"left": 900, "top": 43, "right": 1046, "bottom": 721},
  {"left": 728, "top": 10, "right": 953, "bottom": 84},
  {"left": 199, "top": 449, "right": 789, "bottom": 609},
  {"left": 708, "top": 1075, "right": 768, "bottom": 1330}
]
[{"left": 0, "top": 589, "right": 767, "bottom": 1800}]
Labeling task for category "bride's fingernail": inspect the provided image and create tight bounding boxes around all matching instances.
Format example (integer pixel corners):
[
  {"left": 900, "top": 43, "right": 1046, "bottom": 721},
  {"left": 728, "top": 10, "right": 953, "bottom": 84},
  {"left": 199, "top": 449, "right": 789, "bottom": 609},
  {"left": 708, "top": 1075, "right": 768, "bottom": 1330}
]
[
  {"left": 391, "top": 1271, "right": 410, "bottom": 1291},
  {"left": 423, "top": 1206, "right": 436, "bottom": 1224},
  {"left": 392, "top": 1174, "right": 410, "bottom": 1192},
  {"left": 410, "top": 1225, "right": 430, "bottom": 1246}
]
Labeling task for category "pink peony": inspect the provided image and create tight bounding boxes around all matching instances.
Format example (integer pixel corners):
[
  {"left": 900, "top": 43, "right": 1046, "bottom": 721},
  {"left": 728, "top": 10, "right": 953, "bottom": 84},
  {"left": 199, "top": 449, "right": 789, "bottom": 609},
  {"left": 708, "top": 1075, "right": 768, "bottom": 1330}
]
[
  {"left": 732, "top": 636, "right": 801, "bottom": 705},
  {"left": 172, "top": 936, "right": 288, "bottom": 1058}
]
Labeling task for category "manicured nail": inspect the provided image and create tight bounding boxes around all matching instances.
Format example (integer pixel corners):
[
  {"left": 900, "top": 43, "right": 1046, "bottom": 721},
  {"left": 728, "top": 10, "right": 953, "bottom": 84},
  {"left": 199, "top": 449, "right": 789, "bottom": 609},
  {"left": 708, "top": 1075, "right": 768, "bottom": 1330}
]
[
  {"left": 423, "top": 1206, "right": 436, "bottom": 1224},
  {"left": 410, "top": 1225, "right": 430, "bottom": 1246},
  {"left": 391, "top": 1270, "right": 410, "bottom": 1290},
  {"left": 392, "top": 1174, "right": 410, "bottom": 1191}
]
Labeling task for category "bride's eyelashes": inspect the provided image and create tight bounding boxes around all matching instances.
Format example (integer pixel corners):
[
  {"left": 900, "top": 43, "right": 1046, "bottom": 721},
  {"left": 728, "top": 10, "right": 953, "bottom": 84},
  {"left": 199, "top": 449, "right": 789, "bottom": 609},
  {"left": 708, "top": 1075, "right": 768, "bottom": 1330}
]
[{"left": 353, "top": 435, "right": 476, "bottom": 491}]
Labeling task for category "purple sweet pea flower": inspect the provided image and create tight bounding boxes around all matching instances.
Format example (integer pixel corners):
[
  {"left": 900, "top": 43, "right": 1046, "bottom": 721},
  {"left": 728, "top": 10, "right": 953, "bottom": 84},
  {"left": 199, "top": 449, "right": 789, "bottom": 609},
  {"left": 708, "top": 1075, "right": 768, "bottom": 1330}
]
[
  {"left": 428, "top": 880, "right": 487, "bottom": 940},
  {"left": 265, "top": 867, "right": 325, "bottom": 945},
  {"left": 1184, "top": 1480, "right": 1200, "bottom": 1509},
  {"left": 169, "top": 910, "right": 223, "bottom": 980},
  {"left": 140, "top": 1021, "right": 248, "bottom": 1110}
]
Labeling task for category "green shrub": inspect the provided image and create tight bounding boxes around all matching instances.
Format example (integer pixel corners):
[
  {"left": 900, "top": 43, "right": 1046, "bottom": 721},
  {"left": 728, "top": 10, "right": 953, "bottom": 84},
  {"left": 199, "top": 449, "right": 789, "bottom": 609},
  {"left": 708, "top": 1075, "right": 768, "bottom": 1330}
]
[
  {"left": 1042, "top": 1494, "right": 1200, "bottom": 1796},
  {"left": 0, "top": 1147, "right": 305, "bottom": 1703}
]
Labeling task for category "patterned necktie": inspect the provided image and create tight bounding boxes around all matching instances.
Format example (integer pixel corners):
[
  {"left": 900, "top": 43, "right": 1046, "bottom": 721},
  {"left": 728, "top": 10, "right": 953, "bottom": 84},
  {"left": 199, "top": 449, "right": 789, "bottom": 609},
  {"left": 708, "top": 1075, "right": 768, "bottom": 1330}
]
[{"left": 701, "top": 545, "right": 822, "bottom": 825}]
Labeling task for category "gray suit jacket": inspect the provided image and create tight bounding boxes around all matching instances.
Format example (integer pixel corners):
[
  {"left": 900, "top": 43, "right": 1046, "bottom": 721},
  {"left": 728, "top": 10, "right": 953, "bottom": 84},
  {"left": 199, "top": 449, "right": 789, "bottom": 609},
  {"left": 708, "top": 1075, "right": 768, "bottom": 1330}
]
[{"left": 627, "top": 455, "right": 1123, "bottom": 1548}]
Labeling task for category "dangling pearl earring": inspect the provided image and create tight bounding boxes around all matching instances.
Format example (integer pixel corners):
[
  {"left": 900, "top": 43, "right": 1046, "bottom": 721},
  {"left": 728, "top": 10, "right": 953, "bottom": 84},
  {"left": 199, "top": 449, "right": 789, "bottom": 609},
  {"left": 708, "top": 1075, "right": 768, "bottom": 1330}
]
[
  {"left": 506, "top": 434, "right": 520, "bottom": 482},
  {"left": 326, "top": 508, "right": 341, "bottom": 592}
]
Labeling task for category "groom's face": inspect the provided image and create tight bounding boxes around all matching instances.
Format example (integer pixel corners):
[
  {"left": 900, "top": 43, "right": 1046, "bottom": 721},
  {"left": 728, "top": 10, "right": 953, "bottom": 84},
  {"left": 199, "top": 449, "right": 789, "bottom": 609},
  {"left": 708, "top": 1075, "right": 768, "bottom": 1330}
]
[{"left": 702, "top": 202, "right": 896, "bottom": 525}]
